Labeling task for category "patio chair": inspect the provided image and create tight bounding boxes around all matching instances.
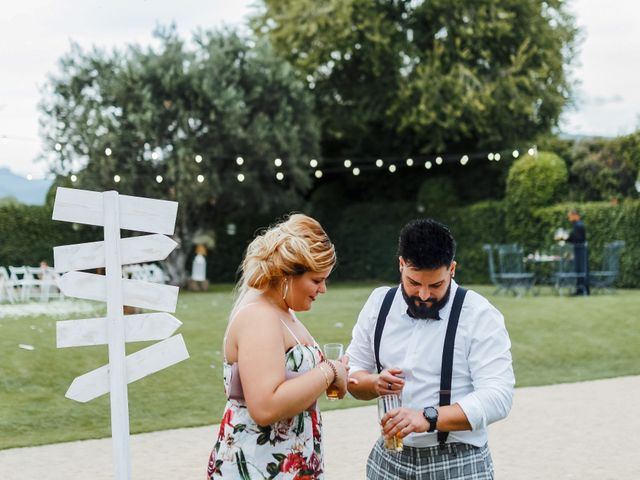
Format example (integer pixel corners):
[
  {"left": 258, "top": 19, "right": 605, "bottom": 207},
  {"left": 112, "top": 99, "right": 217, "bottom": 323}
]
[
  {"left": 591, "top": 241, "right": 625, "bottom": 293},
  {"left": 483, "top": 244, "right": 505, "bottom": 294},
  {"left": 495, "top": 243, "right": 536, "bottom": 296},
  {"left": 550, "top": 244, "right": 585, "bottom": 295}
]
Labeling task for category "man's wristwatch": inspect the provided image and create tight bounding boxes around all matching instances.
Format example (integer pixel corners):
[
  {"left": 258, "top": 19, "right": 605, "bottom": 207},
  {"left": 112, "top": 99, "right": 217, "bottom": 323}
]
[{"left": 423, "top": 406, "right": 438, "bottom": 433}]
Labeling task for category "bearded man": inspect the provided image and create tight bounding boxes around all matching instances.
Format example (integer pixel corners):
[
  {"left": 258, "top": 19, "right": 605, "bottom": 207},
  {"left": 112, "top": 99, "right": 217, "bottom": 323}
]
[{"left": 346, "top": 219, "right": 514, "bottom": 480}]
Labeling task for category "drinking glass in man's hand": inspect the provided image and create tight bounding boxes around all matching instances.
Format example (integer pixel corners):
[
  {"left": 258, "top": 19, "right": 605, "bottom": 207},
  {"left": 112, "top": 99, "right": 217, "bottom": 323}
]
[{"left": 378, "top": 394, "right": 403, "bottom": 452}]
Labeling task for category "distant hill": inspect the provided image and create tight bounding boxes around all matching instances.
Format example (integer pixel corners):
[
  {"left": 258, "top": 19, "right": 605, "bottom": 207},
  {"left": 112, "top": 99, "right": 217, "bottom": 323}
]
[{"left": 0, "top": 167, "right": 53, "bottom": 205}]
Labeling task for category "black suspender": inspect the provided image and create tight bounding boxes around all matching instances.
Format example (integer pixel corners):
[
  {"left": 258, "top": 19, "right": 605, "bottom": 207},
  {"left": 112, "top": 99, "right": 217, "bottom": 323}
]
[
  {"left": 373, "top": 284, "right": 468, "bottom": 447},
  {"left": 374, "top": 287, "right": 398, "bottom": 374},
  {"left": 437, "top": 286, "right": 467, "bottom": 446}
]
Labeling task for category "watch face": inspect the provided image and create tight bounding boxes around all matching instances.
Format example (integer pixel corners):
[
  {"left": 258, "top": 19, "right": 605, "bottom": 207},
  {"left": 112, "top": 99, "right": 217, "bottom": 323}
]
[{"left": 425, "top": 407, "right": 437, "bottom": 419}]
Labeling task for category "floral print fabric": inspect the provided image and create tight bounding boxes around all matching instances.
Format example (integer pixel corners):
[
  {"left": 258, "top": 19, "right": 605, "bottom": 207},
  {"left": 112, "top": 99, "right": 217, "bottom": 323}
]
[{"left": 207, "top": 343, "right": 324, "bottom": 479}]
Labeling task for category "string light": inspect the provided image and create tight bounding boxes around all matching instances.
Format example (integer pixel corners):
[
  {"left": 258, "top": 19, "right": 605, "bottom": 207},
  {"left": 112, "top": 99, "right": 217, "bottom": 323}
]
[{"left": 58, "top": 144, "right": 539, "bottom": 187}]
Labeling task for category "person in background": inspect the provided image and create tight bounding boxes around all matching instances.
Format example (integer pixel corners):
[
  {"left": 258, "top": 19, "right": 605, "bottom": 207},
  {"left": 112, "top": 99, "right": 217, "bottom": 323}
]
[
  {"left": 347, "top": 218, "right": 514, "bottom": 479},
  {"left": 567, "top": 209, "right": 590, "bottom": 296},
  {"left": 206, "top": 214, "right": 350, "bottom": 479}
]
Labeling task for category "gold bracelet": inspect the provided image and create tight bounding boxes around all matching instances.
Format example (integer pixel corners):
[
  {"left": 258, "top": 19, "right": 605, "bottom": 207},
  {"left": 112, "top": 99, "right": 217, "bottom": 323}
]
[
  {"left": 318, "top": 363, "right": 332, "bottom": 388},
  {"left": 323, "top": 360, "right": 338, "bottom": 384}
]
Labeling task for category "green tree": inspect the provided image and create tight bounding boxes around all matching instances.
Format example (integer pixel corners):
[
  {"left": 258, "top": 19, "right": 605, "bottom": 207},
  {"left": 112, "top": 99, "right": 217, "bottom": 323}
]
[
  {"left": 253, "top": 0, "right": 578, "bottom": 157},
  {"left": 39, "top": 27, "right": 321, "bottom": 283}
]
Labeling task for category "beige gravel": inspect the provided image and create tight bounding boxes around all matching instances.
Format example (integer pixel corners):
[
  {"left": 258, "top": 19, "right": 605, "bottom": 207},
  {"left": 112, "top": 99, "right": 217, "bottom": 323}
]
[{"left": 1, "top": 375, "right": 639, "bottom": 479}]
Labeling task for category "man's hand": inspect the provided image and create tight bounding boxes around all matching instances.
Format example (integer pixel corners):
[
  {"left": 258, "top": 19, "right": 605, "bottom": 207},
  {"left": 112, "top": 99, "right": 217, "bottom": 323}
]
[
  {"left": 381, "top": 407, "right": 429, "bottom": 438},
  {"left": 375, "top": 368, "right": 404, "bottom": 396}
]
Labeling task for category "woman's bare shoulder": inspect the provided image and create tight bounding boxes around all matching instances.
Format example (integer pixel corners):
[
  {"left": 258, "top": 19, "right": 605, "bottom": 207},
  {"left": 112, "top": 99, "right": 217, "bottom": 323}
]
[{"left": 231, "top": 302, "right": 282, "bottom": 334}]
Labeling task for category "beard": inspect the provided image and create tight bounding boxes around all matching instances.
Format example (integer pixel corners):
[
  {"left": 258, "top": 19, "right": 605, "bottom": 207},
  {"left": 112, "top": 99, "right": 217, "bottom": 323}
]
[{"left": 401, "top": 279, "right": 452, "bottom": 320}]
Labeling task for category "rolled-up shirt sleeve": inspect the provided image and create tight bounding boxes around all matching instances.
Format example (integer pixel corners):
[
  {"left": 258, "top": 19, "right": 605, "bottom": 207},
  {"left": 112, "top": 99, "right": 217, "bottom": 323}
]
[
  {"left": 456, "top": 304, "right": 515, "bottom": 431},
  {"left": 346, "top": 287, "right": 388, "bottom": 375}
]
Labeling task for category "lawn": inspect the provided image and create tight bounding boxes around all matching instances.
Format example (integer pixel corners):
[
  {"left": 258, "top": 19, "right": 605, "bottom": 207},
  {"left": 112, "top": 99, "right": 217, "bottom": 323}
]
[{"left": 1, "top": 283, "right": 639, "bottom": 449}]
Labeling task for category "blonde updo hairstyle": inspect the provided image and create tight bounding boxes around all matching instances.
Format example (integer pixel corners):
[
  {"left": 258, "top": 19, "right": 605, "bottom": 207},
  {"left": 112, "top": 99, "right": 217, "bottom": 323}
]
[{"left": 233, "top": 214, "right": 336, "bottom": 313}]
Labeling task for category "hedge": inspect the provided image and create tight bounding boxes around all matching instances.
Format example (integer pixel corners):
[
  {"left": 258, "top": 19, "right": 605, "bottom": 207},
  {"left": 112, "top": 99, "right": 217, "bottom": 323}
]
[
  {"left": 3, "top": 199, "right": 638, "bottom": 288},
  {"left": 324, "top": 199, "right": 639, "bottom": 287},
  {"left": 532, "top": 200, "right": 639, "bottom": 288},
  {"left": 0, "top": 204, "right": 100, "bottom": 267}
]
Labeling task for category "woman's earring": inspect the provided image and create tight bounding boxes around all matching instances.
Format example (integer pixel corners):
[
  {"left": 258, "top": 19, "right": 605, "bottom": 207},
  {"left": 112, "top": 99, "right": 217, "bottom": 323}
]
[{"left": 282, "top": 279, "right": 289, "bottom": 301}]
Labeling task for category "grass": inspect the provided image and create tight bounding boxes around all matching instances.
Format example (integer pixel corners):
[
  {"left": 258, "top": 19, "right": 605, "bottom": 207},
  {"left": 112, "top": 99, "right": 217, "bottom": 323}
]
[{"left": 1, "top": 283, "right": 639, "bottom": 449}]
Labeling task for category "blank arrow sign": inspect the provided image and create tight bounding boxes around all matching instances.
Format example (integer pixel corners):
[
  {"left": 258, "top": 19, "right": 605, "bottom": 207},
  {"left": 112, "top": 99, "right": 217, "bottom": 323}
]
[
  {"left": 57, "top": 271, "right": 179, "bottom": 312},
  {"left": 65, "top": 334, "right": 190, "bottom": 403},
  {"left": 57, "top": 313, "right": 182, "bottom": 348},
  {"left": 54, "top": 234, "right": 178, "bottom": 273},
  {"left": 53, "top": 187, "right": 178, "bottom": 235}
]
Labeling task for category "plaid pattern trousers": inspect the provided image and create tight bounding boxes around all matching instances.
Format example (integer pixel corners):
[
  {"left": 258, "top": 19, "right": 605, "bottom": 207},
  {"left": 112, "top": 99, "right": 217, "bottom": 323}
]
[{"left": 366, "top": 438, "right": 494, "bottom": 480}]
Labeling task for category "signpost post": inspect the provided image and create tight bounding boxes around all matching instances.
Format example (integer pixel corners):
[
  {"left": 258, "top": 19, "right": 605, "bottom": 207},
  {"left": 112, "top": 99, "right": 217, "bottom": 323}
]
[{"left": 52, "top": 187, "right": 189, "bottom": 479}]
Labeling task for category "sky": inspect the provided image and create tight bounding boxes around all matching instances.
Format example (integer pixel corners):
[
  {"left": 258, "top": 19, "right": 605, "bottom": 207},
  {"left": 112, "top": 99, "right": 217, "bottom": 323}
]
[{"left": 1, "top": 0, "right": 639, "bottom": 179}]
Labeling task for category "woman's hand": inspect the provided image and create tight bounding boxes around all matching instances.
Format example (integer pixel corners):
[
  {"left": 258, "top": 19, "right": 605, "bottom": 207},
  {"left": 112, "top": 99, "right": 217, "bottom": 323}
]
[
  {"left": 375, "top": 368, "right": 405, "bottom": 396},
  {"left": 328, "top": 359, "right": 350, "bottom": 399}
]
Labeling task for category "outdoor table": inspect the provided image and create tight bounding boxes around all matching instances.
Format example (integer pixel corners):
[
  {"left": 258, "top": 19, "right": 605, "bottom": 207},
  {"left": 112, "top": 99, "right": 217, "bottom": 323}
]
[{"left": 524, "top": 254, "right": 561, "bottom": 287}]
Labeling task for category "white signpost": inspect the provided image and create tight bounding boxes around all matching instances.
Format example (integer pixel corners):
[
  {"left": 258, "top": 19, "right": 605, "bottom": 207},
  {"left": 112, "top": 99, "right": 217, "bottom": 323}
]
[{"left": 52, "top": 187, "right": 190, "bottom": 479}]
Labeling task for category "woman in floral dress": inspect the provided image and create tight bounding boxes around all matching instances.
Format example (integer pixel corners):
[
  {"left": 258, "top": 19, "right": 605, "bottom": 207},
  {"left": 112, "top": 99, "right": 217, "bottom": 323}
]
[{"left": 207, "top": 214, "right": 350, "bottom": 479}]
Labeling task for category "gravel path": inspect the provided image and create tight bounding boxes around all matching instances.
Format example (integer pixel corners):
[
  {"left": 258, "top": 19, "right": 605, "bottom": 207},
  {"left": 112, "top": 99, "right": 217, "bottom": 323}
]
[{"left": 1, "top": 375, "right": 638, "bottom": 479}]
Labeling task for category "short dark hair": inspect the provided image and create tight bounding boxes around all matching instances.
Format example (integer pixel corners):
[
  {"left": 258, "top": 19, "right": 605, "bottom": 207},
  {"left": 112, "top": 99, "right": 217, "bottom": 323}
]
[{"left": 398, "top": 219, "right": 456, "bottom": 270}]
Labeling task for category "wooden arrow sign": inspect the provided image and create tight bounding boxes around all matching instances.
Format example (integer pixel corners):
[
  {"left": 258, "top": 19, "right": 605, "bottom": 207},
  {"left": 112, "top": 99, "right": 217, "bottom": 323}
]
[
  {"left": 53, "top": 234, "right": 178, "bottom": 273},
  {"left": 57, "top": 313, "right": 182, "bottom": 348},
  {"left": 53, "top": 187, "right": 178, "bottom": 235},
  {"left": 57, "top": 271, "right": 178, "bottom": 312},
  {"left": 65, "top": 334, "right": 190, "bottom": 403}
]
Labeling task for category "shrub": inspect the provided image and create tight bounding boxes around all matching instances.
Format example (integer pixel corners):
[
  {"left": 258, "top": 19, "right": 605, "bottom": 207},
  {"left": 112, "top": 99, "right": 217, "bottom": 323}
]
[
  {"left": 505, "top": 151, "right": 568, "bottom": 250},
  {"left": 0, "top": 204, "right": 99, "bottom": 267}
]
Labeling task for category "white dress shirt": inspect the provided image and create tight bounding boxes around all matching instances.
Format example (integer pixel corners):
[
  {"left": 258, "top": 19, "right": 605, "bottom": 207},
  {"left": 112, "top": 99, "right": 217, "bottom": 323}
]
[{"left": 346, "top": 280, "right": 515, "bottom": 448}]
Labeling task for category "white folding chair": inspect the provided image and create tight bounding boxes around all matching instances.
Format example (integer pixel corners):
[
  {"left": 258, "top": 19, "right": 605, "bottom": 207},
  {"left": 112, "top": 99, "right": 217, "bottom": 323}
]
[
  {"left": 0, "top": 266, "right": 18, "bottom": 303},
  {"left": 145, "top": 264, "right": 168, "bottom": 284},
  {"left": 31, "top": 266, "right": 64, "bottom": 302},
  {"left": 26, "top": 266, "right": 48, "bottom": 301},
  {"left": 9, "top": 266, "right": 33, "bottom": 302}
]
